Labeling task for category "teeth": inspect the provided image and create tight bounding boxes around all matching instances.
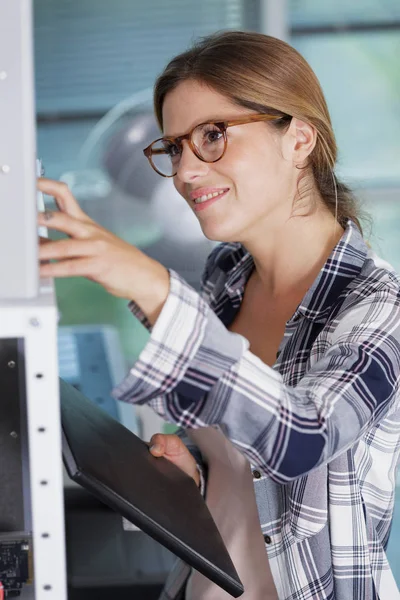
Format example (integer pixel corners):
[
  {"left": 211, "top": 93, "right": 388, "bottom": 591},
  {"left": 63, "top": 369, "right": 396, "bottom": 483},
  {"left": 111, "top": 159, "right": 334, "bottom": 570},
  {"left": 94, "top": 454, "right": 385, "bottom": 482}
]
[{"left": 194, "top": 190, "right": 226, "bottom": 204}]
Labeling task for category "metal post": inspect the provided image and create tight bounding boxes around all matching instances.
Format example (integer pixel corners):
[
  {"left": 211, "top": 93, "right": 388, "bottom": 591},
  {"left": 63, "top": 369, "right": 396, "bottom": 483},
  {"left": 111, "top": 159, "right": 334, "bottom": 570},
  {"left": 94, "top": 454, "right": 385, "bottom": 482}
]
[
  {"left": 0, "top": 1, "right": 67, "bottom": 598},
  {"left": 0, "top": 0, "right": 38, "bottom": 299},
  {"left": 0, "top": 278, "right": 68, "bottom": 600}
]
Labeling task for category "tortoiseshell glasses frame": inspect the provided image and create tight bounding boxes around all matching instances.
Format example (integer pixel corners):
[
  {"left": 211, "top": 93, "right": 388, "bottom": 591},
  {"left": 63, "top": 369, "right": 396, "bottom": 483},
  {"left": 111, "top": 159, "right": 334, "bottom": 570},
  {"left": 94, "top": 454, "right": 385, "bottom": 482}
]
[{"left": 143, "top": 113, "right": 287, "bottom": 177}]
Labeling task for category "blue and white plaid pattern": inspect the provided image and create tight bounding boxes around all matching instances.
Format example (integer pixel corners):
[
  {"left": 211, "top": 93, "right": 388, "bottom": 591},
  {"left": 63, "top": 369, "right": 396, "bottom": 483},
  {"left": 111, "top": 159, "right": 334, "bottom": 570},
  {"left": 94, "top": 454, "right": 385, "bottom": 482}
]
[{"left": 113, "top": 221, "right": 400, "bottom": 599}]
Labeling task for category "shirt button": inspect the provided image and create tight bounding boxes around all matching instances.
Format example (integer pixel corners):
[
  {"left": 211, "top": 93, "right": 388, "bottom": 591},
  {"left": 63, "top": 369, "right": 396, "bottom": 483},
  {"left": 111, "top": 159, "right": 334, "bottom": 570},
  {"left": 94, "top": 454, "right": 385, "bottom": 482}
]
[
  {"left": 252, "top": 470, "right": 262, "bottom": 479},
  {"left": 264, "top": 534, "right": 272, "bottom": 544}
]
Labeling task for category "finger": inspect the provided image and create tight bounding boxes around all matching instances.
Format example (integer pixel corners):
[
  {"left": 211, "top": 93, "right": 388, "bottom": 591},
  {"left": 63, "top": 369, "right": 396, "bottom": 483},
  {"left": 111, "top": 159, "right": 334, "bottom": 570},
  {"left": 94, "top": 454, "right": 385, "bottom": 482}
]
[
  {"left": 39, "top": 256, "right": 98, "bottom": 279},
  {"left": 149, "top": 433, "right": 167, "bottom": 456},
  {"left": 37, "top": 178, "right": 89, "bottom": 219},
  {"left": 149, "top": 434, "right": 199, "bottom": 485},
  {"left": 39, "top": 238, "right": 92, "bottom": 261},
  {"left": 162, "top": 434, "right": 187, "bottom": 457},
  {"left": 150, "top": 433, "right": 187, "bottom": 459},
  {"left": 37, "top": 210, "right": 94, "bottom": 239}
]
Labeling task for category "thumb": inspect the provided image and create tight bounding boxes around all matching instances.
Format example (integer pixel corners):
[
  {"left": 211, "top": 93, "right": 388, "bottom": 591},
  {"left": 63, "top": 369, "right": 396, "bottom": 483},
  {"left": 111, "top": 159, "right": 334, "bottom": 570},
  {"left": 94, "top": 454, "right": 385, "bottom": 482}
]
[
  {"left": 149, "top": 433, "right": 184, "bottom": 458},
  {"left": 149, "top": 433, "right": 199, "bottom": 484}
]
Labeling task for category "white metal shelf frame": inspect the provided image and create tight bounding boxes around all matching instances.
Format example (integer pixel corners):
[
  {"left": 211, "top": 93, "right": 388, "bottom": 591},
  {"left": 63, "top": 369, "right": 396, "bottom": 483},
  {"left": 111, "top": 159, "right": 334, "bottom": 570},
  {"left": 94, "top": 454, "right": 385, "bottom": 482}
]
[
  {"left": 0, "top": 289, "right": 67, "bottom": 599},
  {"left": 0, "top": 0, "right": 68, "bottom": 597},
  {"left": 0, "top": 0, "right": 38, "bottom": 300}
]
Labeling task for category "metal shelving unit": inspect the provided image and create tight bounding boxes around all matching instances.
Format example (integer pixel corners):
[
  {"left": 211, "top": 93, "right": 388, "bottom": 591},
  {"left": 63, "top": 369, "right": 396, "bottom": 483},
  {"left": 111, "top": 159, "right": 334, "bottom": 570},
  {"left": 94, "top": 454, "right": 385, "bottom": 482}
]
[{"left": 0, "top": 1, "right": 67, "bottom": 598}]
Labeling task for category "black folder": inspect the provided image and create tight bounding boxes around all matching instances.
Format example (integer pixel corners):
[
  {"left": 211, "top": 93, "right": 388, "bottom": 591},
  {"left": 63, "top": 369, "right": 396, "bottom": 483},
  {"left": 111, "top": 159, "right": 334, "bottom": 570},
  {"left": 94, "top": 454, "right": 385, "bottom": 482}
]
[{"left": 60, "top": 378, "right": 244, "bottom": 597}]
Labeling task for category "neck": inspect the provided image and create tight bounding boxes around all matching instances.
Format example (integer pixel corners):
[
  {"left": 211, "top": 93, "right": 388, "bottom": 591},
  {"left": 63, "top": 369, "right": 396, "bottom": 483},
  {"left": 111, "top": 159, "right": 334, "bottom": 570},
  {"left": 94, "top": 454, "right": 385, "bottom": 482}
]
[{"left": 242, "top": 208, "right": 344, "bottom": 300}]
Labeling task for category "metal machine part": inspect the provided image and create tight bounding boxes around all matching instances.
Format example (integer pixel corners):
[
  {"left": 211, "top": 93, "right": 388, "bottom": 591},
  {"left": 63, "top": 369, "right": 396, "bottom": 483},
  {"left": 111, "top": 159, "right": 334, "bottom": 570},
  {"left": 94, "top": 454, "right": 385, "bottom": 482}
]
[{"left": 0, "top": 533, "right": 32, "bottom": 598}]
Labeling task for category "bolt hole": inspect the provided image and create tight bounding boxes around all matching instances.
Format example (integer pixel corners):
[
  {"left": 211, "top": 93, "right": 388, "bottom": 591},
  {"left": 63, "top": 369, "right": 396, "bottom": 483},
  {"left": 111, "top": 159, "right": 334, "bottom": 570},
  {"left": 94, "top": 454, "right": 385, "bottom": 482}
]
[
  {"left": 43, "top": 585, "right": 52, "bottom": 591},
  {"left": 35, "top": 373, "right": 44, "bottom": 379},
  {"left": 40, "top": 480, "right": 48, "bottom": 486},
  {"left": 37, "top": 427, "right": 46, "bottom": 433},
  {"left": 41, "top": 532, "right": 50, "bottom": 538}
]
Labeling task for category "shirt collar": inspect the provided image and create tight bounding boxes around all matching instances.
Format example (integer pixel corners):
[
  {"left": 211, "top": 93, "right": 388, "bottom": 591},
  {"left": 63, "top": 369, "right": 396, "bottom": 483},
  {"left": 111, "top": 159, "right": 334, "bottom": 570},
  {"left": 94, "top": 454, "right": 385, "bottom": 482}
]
[
  {"left": 220, "top": 220, "right": 368, "bottom": 323},
  {"left": 220, "top": 243, "right": 253, "bottom": 299}
]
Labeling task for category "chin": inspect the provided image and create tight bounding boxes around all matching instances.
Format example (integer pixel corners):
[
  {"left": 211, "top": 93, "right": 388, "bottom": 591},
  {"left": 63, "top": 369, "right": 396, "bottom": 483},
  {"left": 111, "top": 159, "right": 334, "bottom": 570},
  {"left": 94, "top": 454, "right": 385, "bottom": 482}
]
[{"left": 201, "top": 224, "right": 240, "bottom": 244}]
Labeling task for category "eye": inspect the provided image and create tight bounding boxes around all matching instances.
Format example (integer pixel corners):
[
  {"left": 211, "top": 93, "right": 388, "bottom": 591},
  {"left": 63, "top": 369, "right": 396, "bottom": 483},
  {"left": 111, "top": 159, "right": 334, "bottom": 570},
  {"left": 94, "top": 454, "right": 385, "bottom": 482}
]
[
  {"left": 206, "top": 130, "right": 223, "bottom": 143},
  {"left": 203, "top": 127, "right": 223, "bottom": 144},
  {"left": 163, "top": 141, "right": 181, "bottom": 158}
]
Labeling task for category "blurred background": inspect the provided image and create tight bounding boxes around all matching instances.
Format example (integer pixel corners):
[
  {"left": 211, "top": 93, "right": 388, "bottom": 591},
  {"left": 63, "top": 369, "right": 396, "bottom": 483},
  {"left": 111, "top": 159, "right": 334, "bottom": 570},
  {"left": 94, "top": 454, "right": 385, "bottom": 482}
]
[{"left": 32, "top": 0, "right": 400, "bottom": 597}]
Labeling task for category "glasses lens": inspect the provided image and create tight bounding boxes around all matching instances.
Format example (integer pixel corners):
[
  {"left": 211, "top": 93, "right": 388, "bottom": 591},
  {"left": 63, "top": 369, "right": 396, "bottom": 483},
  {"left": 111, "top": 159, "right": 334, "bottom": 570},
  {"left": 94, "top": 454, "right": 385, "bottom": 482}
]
[
  {"left": 192, "top": 123, "right": 225, "bottom": 162},
  {"left": 150, "top": 139, "right": 180, "bottom": 177}
]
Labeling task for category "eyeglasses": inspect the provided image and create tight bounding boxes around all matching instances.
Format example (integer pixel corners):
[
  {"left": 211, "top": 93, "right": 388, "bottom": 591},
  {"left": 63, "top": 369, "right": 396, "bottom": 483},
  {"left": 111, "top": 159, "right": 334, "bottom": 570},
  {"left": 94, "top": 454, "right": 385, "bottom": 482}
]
[{"left": 143, "top": 113, "right": 288, "bottom": 177}]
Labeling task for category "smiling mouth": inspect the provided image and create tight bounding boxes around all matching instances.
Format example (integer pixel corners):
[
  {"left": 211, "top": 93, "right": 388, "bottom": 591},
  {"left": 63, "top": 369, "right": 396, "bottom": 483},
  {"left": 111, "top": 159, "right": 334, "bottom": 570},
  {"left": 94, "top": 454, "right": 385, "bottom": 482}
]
[
  {"left": 192, "top": 189, "right": 229, "bottom": 212},
  {"left": 193, "top": 189, "right": 229, "bottom": 204}
]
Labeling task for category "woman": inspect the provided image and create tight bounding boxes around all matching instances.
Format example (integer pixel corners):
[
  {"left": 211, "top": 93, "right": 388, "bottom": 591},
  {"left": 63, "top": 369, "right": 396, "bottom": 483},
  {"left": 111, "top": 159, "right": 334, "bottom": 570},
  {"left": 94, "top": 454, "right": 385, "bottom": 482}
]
[{"left": 38, "top": 31, "right": 400, "bottom": 600}]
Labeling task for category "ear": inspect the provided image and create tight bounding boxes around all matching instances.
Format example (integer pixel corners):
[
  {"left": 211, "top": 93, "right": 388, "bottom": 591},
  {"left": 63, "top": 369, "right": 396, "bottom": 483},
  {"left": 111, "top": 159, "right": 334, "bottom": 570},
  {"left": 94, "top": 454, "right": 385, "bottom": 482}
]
[{"left": 283, "top": 118, "right": 317, "bottom": 165}]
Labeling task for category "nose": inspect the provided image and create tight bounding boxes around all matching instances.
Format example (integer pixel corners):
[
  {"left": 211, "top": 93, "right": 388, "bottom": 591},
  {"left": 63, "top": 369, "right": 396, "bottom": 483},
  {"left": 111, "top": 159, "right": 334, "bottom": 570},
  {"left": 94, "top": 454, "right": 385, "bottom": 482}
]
[{"left": 175, "top": 140, "right": 209, "bottom": 182}]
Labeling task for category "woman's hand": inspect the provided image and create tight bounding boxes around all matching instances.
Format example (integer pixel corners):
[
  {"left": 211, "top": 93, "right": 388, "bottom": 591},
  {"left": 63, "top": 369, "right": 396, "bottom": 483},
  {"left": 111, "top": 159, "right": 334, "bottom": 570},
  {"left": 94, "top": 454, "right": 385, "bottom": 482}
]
[
  {"left": 37, "top": 178, "right": 170, "bottom": 325},
  {"left": 149, "top": 433, "right": 200, "bottom": 488}
]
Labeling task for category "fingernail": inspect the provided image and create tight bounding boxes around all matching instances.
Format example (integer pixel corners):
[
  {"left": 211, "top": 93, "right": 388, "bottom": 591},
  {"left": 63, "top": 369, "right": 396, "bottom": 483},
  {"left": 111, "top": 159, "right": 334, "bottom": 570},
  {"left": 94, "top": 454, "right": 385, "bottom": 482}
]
[{"left": 149, "top": 444, "right": 161, "bottom": 453}]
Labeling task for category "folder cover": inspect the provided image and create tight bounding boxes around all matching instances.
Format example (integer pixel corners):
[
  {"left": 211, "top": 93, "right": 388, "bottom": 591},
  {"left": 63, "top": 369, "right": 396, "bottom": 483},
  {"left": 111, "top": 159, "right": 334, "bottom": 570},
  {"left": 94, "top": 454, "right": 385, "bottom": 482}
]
[{"left": 60, "top": 378, "right": 244, "bottom": 597}]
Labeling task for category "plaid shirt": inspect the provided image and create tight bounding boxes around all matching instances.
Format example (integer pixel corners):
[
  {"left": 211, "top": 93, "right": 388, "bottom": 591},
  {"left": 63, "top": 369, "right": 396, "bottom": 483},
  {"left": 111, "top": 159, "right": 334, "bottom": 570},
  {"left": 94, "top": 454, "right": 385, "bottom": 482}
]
[{"left": 113, "top": 221, "right": 400, "bottom": 600}]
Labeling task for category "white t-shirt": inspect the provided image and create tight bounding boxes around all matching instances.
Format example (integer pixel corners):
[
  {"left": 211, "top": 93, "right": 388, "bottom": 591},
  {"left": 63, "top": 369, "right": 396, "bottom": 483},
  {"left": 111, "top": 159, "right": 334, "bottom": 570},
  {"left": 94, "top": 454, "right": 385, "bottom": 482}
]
[{"left": 185, "top": 427, "right": 278, "bottom": 600}]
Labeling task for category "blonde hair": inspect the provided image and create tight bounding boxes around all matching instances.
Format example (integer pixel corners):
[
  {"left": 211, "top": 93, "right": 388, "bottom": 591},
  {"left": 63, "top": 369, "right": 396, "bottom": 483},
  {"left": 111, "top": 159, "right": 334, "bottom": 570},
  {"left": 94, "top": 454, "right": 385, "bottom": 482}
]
[{"left": 154, "top": 30, "right": 362, "bottom": 232}]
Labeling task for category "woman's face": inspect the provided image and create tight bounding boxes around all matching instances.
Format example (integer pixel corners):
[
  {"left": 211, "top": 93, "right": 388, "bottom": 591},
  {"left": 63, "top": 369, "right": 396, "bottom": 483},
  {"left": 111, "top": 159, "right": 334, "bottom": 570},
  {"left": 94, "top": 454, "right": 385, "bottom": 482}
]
[{"left": 162, "top": 79, "right": 299, "bottom": 244}]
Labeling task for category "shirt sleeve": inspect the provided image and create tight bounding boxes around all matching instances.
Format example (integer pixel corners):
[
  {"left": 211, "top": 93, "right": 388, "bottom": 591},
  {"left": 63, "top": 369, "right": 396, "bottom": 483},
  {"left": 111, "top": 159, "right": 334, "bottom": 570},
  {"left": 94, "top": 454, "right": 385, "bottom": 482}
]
[{"left": 113, "top": 264, "right": 400, "bottom": 484}]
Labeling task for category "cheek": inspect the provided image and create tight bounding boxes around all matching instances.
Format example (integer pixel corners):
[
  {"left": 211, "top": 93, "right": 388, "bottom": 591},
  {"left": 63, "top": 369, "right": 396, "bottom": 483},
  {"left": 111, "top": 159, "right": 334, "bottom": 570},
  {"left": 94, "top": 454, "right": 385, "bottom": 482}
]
[
  {"left": 226, "top": 144, "right": 293, "bottom": 217},
  {"left": 226, "top": 134, "right": 283, "bottom": 183},
  {"left": 173, "top": 177, "right": 187, "bottom": 200},
  {"left": 228, "top": 149, "right": 280, "bottom": 195}
]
